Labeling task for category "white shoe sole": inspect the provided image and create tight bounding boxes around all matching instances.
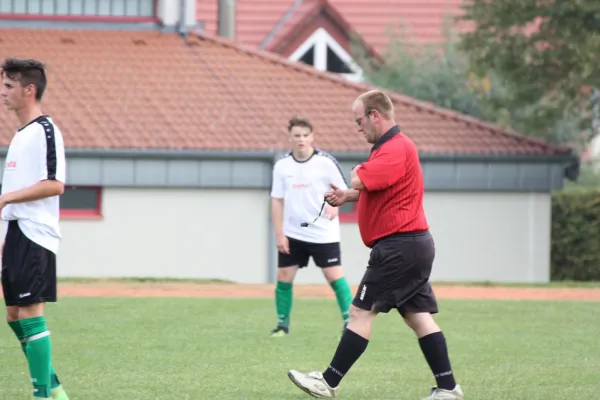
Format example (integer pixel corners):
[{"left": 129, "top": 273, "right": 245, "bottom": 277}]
[{"left": 287, "top": 371, "right": 328, "bottom": 398}]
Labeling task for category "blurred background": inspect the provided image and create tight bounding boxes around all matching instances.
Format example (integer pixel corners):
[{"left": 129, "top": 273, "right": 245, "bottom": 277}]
[{"left": 0, "top": 0, "right": 597, "bottom": 286}]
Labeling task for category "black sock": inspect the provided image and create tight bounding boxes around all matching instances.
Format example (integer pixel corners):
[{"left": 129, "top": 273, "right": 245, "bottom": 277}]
[
  {"left": 322, "top": 328, "right": 369, "bottom": 388},
  {"left": 418, "top": 331, "right": 457, "bottom": 390}
]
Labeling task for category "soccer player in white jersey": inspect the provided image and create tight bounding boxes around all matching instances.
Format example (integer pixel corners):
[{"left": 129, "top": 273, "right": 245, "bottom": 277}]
[
  {"left": 0, "top": 58, "right": 69, "bottom": 400},
  {"left": 269, "top": 116, "right": 354, "bottom": 337}
]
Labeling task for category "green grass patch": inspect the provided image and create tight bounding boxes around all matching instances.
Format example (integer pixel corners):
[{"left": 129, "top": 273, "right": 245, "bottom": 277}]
[
  {"left": 0, "top": 298, "right": 598, "bottom": 399},
  {"left": 430, "top": 280, "right": 600, "bottom": 288}
]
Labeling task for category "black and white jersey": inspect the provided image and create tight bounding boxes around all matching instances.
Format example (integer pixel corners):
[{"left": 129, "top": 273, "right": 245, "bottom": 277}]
[
  {"left": 271, "top": 149, "right": 348, "bottom": 244},
  {"left": 1, "top": 115, "right": 66, "bottom": 254}
]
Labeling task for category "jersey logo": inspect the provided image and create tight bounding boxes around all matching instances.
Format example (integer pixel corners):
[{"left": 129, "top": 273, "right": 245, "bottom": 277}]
[{"left": 4, "top": 160, "right": 17, "bottom": 170}]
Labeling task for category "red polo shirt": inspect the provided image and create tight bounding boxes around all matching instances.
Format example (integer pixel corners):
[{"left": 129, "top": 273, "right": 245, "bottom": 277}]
[{"left": 355, "top": 125, "right": 429, "bottom": 247}]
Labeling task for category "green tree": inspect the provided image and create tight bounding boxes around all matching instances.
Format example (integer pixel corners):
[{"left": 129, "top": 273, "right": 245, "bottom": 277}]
[
  {"left": 458, "top": 0, "right": 600, "bottom": 147},
  {"left": 351, "top": 22, "right": 486, "bottom": 119}
]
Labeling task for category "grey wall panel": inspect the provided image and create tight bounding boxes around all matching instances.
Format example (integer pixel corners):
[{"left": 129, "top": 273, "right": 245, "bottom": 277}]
[
  {"left": 67, "top": 158, "right": 102, "bottom": 185},
  {"left": 0, "top": 154, "right": 570, "bottom": 192},
  {"left": 199, "top": 161, "right": 232, "bottom": 187},
  {"left": 455, "top": 163, "right": 489, "bottom": 189},
  {"left": 167, "top": 160, "right": 201, "bottom": 187},
  {"left": 519, "top": 163, "right": 551, "bottom": 191},
  {"left": 135, "top": 160, "right": 168, "bottom": 186},
  {"left": 423, "top": 163, "right": 457, "bottom": 189},
  {"left": 231, "top": 161, "right": 270, "bottom": 188},
  {"left": 488, "top": 164, "right": 520, "bottom": 190},
  {"left": 102, "top": 159, "right": 135, "bottom": 186}
]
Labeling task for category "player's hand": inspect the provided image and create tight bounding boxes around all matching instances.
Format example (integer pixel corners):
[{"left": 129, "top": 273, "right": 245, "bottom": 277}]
[
  {"left": 325, "top": 183, "right": 348, "bottom": 207},
  {"left": 324, "top": 204, "right": 339, "bottom": 220},
  {"left": 276, "top": 234, "right": 290, "bottom": 254}
]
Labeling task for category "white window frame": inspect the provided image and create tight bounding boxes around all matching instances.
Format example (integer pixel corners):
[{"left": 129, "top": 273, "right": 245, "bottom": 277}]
[{"left": 289, "top": 27, "right": 364, "bottom": 82}]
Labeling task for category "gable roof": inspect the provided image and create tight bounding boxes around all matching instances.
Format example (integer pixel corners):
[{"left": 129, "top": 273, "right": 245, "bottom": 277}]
[
  {"left": 0, "top": 27, "right": 570, "bottom": 157},
  {"left": 196, "top": 0, "right": 473, "bottom": 57}
]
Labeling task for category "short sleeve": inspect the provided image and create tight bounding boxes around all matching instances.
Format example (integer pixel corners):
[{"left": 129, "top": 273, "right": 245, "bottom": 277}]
[
  {"left": 356, "top": 145, "right": 403, "bottom": 191},
  {"left": 325, "top": 156, "right": 348, "bottom": 190},
  {"left": 38, "top": 121, "right": 66, "bottom": 184},
  {"left": 270, "top": 161, "right": 285, "bottom": 198}
]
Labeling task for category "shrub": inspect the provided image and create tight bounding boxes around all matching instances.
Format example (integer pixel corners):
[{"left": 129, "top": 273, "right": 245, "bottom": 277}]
[{"left": 551, "top": 188, "right": 600, "bottom": 281}]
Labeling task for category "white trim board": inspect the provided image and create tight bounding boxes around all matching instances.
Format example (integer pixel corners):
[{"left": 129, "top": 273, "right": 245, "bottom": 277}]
[{"left": 288, "top": 27, "right": 364, "bottom": 82}]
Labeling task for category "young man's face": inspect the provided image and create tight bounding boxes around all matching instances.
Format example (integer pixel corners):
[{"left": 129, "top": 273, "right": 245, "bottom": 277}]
[
  {"left": 0, "top": 73, "right": 28, "bottom": 111},
  {"left": 289, "top": 125, "right": 314, "bottom": 153}
]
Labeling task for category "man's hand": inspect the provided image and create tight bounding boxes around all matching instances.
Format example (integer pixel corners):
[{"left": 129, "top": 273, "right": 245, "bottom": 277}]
[
  {"left": 276, "top": 234, "right": 290, "bottom": 254},
  {"left": 325, "top": 183, "right": 349, "bottom": 207}
]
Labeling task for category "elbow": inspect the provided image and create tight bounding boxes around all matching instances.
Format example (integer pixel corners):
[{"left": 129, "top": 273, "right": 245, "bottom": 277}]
[
  {"left": 53, "top": 181, "right": 65, "bottom": 196},
  {"left": 351, "top": 177, "right": 365, "bottom": 190}
]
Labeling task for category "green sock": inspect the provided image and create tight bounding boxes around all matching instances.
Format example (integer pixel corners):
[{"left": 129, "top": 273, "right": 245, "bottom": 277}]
[
  {"left": 8, "top": 321, "right": 61, "bottom": 390},
  {"left": 20, "top": 317, "right": 53, "bottom": 398},
  {"left": 275, "top": 281, "right": 293, "bottom": 328},
  {"left": 330, "top": 277, "right": 353, "bottom": 323}
]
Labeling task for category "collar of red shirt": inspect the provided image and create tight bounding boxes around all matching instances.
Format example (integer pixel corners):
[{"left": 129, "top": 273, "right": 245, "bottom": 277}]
[{"left": 371, "top": 125, "right": 401, "bottom": 153}]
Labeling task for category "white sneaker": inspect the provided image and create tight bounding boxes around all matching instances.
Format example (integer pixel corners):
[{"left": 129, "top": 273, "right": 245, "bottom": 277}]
[
  {"left": 287, "top": 370, "right": 338, "bottom": 398},
  {"left": 421, "top": 384, "right": 464, "bottom": 399}
]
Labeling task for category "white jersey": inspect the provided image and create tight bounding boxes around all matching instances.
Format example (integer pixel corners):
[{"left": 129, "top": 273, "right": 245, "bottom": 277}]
[
  {"left": 271, "top": 149, "right": 348, "bottom": 244},
  {"left": 1, "top": 115, "right": 66, "bottom": 254}
]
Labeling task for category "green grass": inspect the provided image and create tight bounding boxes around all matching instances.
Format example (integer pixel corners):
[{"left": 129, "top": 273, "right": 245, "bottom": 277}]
[{"left": 0, "top": 298, "right": 598, "bottom": 400}]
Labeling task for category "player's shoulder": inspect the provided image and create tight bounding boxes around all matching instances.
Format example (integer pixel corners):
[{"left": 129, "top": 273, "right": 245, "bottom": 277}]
[
  {"left": 314, "top": 149, "right": 341, "bottom": 165},
  {"left": 273, "top": 151, "right": 293, "bottom": 169},
  {"left": 29, "top": 116, "right": 63, "bottom": 137}
]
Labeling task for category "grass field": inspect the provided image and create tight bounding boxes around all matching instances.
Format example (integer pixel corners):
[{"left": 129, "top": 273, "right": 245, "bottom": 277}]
[{"left": 0, "top": 296, "right": 598, "bottom": 400}]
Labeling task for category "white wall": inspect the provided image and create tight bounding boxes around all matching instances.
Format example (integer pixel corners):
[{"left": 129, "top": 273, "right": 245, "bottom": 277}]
[
  {"left": 0, "top": 189, "right": 551, "bottom": 284},
  {"left": 156, "top": 0, "right": 196, "bottom": 27},
  {"left": 291, "top": 191, "right": 552, "bottom": 285},
  {"left": 57, "top": 188, "right": 269, "bottom": 284}
]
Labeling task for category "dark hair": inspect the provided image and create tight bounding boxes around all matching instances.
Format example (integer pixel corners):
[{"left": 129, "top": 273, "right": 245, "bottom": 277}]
[
  {"left": 1, "top": 58, "right": 47, "bottom": 101},
  {"left": 288, "top": 115, "right": 313, "bottom": 132}
]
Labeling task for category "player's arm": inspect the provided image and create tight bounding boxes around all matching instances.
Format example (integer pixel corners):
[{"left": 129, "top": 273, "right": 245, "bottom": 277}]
[
  {"left": 0, "top": 126, "right": 66, "bottom": 205},
  {"left": 352, "top": 147, "right": 403, "bottom": 191},
  {"left": 270, "top": 162, "right": 290, "bottom": 253}
]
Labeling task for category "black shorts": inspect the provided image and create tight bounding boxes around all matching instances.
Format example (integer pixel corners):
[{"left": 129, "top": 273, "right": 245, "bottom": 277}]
[
  {"left": 278, "top": 236, "right": 341, "bottom": 268},
  {"left": 352, "top": 230, "right": 438, "bottom": 316},
  {"left": 1, "top": 220, "right": 57, "bottom": 307}
]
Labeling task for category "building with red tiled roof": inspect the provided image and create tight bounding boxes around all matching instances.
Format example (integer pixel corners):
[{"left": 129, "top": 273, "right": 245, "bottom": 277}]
[
  {"left": 0, "top": 2, "right": 576, "bottom": 286},
  {"left": 197, "top": 0, "right": 472, "bottom": 81}
]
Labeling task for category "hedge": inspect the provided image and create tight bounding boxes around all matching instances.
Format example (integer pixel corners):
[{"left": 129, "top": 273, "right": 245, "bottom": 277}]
[{"left": 551, "top": 188, "right": 600, "bottom": 281}]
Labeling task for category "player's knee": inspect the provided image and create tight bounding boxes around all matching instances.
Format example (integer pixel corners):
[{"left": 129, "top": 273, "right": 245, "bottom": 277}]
[
  {"left": 322, "top": 265, "right": 343, "bottom": 283},
  {"left": 277, "top": 266, "right": 298, "bottom": 282},
  {"left": 6, "top": 306, "right": 19, "bottom": 322},
  {"left": 349, "top": 304, "right": 374, "bottom": 322},
  {"left": 403, "top": 312, "right": 439, "bottom": 336}
]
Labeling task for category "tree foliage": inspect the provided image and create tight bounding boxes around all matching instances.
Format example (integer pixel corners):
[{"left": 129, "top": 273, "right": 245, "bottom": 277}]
[
  {"left": 351, "top": 22, "right": 486, "bottom": 119},
  {"left": 459, "top": 0, "right": 600, "bottom": 147}
]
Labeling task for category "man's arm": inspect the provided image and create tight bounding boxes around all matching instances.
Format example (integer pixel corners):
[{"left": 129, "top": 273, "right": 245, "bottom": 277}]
[
  {"left": 344, "top": 188, "right": 360, "bottom": 202},
  {"left": 354, "top": 147, "right": 403, "bottom": 191}
]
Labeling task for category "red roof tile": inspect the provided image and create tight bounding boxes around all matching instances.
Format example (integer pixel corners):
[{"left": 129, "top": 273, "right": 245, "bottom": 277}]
[
  {"left": 0, "top": 28, "right": 568, "bottom": 156},
  {"left": 197, "top": 0, "right": 472, "bottom": 57}
]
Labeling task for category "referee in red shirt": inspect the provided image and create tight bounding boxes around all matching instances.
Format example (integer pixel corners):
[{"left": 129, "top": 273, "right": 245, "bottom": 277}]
[{"left": 288, "top": 90, "right": 463, "bottom": 400}]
